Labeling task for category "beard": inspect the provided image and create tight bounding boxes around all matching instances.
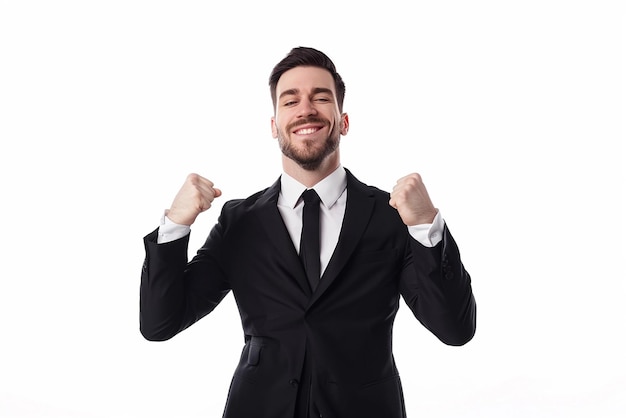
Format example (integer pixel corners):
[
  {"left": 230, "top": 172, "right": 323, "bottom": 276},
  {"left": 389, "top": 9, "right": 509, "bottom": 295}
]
[{"left": 277, "top": 117, "right": 341, "bottom": 171}]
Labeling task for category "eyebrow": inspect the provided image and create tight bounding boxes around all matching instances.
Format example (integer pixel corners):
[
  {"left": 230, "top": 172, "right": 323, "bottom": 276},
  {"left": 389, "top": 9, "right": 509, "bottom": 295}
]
[{"left": 278, "top": 87, "right": 334, "bottom": 100}]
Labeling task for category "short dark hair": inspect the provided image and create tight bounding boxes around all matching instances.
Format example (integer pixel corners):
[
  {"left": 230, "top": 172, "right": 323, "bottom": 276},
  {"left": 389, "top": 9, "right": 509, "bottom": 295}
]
[{"left": 269, "top": 47, "right": 346, "bottom": 112}]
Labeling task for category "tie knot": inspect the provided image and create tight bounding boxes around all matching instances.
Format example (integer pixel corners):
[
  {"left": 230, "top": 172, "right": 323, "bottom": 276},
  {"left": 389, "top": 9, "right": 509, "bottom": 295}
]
[{"left": 302, "top": 189, "right": 321, "bottom": 205}]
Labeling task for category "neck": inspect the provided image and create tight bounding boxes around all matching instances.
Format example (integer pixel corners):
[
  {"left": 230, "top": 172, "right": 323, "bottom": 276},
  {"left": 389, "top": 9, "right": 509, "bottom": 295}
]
[{"left": 282, "top": 152, "right": 340, "bottom": 188}]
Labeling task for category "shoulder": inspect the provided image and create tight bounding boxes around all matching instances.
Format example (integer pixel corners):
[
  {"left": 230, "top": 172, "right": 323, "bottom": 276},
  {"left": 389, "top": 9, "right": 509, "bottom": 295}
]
[
  {"left": 219, "top": 177, "right": 281, "bottom": 218},
  {"left": 221, "top": 189, "right": 270, "bottom": 212},
  {"left": 345, "top": 169, "right": 405, "bottom": 224},
  {"left": 345, "top": 168, "right": 390, "bottom": 200}
]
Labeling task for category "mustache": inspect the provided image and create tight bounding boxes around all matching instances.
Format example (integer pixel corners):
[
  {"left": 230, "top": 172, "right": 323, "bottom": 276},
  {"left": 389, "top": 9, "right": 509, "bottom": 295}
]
[{"left": 286, "top": 117, "right": 330, "bottom": 132}]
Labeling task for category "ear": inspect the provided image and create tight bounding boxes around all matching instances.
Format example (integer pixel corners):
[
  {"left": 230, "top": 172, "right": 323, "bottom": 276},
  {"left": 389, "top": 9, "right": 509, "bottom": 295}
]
[
  {"left": 271, "top": 116, "right": 278, "bottom": 138},
  {"left": 340, "top": 113, "right": 349, "bottom": 135}
]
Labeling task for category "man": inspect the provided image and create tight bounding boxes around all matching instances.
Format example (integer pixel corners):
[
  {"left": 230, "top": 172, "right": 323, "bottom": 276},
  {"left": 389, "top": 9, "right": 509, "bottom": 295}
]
[{"left": 140, "top": 47, "right": 476, "bottom": 418}]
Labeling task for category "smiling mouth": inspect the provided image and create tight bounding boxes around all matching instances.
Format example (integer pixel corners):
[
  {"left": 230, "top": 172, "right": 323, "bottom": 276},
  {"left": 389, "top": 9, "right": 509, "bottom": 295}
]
[{"left": 294, "top": 127, "right": 322, "bottom": 135}]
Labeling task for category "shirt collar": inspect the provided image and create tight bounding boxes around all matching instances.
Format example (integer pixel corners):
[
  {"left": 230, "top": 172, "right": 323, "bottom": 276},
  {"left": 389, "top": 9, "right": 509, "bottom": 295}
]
[{"left": 280, "top": 165, "right": 347, "bottom": 209}]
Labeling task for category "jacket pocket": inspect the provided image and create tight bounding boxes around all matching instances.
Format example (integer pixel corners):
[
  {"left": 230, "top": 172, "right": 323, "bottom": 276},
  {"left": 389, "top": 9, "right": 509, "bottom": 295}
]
[
  {"left": 351, "top": 249, "right": 400, "bottom": 264},
  {"left": 361, "top": 373, "right": 401, "bottom": 389}
]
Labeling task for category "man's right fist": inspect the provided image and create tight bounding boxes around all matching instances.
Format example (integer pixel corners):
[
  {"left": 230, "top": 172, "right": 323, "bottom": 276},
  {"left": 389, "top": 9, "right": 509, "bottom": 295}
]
[{"left": 166, "top": 173, "right": 222, "bottom": 226}]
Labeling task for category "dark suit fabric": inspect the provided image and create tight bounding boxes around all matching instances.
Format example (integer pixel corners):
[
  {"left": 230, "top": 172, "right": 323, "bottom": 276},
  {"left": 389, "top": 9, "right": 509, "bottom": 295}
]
[{"left": 140, "top": 169, "right": 476, "bottom": 418}]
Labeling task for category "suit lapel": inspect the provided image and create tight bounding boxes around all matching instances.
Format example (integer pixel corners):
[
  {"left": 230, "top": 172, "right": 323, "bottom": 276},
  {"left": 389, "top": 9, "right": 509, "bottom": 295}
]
[
  {"left": 254, "top": 177, "right": 313, "bottom": 297},
  {"left": 309, "top": 170, "right": 376, "bottom": 307}
]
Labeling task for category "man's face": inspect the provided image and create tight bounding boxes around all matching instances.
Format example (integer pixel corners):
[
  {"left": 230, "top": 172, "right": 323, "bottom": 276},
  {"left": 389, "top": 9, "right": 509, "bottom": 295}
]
[{"left": 271, "top": 66, "right": 349, "bottom": 171}]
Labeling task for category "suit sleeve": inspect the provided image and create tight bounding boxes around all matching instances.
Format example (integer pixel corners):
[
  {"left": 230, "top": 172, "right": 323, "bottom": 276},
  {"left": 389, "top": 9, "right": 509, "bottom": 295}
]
[
  {"left": 399, "top": 224, "right": 476, "bottom": 346},
  {"left": 139, "top": 217, "right": 231, "bottom": 341}
]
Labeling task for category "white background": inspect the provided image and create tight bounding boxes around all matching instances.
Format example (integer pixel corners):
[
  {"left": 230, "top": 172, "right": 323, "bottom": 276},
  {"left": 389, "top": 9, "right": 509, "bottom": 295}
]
[{"left": 1, "top": 1, "right": 624, "bottom": 417}]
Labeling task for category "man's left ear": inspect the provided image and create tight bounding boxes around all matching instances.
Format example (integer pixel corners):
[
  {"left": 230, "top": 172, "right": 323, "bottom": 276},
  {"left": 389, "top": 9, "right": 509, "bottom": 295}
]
[
  {"left": 340, "top": 113, "right": 349, "bottom": 135},
  {"left": 271, "top": 116, "right": 278, "bottom": 139}
]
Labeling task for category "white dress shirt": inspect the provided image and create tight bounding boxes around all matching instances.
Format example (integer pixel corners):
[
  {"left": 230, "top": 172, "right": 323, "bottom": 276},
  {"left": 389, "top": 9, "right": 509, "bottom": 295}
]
[{"left": 157, "top": 166, "right": 444, "bottom": 275}]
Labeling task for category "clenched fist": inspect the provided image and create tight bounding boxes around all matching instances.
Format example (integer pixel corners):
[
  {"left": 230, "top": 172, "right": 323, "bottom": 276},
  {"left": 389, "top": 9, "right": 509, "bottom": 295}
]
[
  {"left": 166, "top": 173, "right": 222, "bottom": 226},
  {"left": 389, "top": 173, "right": 438, "bottom": 226}
]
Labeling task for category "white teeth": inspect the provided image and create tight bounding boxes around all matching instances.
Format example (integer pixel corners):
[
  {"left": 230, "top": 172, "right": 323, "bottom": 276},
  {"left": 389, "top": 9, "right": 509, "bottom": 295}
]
[{"left": 296, "top": 127, "right": 318, "bottom": 135}]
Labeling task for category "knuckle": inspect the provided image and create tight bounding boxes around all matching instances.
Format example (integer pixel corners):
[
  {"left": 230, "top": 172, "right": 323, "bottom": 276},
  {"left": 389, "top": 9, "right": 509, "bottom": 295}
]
[
  {"left": 410, "top": 173, "right": 422, "bottom": 182},
  {"left": 186, "top": 173, "right": 200, "bottom": 184}
]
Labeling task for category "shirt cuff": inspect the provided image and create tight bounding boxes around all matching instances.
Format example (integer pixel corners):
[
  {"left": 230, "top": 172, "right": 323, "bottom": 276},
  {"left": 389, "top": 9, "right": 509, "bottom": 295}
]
[
  {"left": 407, "top": 210, "right": 444, "bottom": 247},
  {"left": 157, "top": 211, "right": 191, "bottom": 244}
]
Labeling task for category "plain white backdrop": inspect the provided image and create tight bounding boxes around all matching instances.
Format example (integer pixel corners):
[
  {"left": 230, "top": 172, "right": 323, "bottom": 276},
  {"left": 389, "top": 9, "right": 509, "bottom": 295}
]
[{"left": 1, "top": 1, "right": 624, "bottom": 417}]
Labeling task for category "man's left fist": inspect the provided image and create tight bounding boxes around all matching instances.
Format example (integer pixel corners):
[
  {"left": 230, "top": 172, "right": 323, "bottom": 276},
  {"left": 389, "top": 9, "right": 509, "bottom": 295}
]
[{"left": 389, "top": 173, "right": 438, "bottom": 226}]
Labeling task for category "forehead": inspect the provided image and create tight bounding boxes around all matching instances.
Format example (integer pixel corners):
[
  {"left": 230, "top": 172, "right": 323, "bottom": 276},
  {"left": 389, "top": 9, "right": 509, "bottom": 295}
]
[{"left": 276, "top": 66, "right": 336, "bottom": 96}]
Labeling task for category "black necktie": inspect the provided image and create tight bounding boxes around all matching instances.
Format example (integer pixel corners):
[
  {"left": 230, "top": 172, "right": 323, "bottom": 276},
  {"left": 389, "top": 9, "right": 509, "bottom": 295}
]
[{"left": 300, "top": 189, "right": 321, "bottom": 291}]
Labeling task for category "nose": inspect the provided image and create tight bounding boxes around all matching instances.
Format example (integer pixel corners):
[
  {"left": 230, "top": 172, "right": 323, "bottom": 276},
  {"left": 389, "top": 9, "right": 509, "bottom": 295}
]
[{"left": 297, "top": 98, "right": 318, "bottom": 118}]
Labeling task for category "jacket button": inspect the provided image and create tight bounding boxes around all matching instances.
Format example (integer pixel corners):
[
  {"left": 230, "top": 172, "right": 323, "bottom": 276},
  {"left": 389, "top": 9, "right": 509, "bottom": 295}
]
[{"left": 289, "top": 379, "right": 299, "bottom": 388}]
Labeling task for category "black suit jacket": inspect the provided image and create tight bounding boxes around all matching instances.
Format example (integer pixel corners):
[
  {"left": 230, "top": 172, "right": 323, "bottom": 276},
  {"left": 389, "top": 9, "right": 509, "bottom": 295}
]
[{"left": 140, "top": 169, "right": 476, "bottom": 418}]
